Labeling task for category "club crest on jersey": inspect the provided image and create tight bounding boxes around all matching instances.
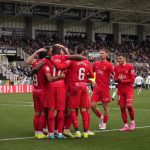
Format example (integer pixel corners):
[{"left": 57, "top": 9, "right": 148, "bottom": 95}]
[{"left": 131, "top": 70, "right": 135, "bottom": 74}]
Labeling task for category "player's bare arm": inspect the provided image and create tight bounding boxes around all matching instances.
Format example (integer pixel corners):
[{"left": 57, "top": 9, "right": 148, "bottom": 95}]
[
  {"left": 31, "top": 61, "right": 45, "bottom": 75},
  {"left": 55, "top": 44, "right": 70, "bottom": 55},
  {"left": 46, "top": 73, "right": 65, "bottom": 82},
  {"left": 26, "top": 48, "right": 46, "bottom": 65}
]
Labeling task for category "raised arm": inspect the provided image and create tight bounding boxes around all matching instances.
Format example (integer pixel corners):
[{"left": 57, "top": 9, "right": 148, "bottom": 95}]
[{"left": 26, "top": 48, "right": 46, "bottom": 65}]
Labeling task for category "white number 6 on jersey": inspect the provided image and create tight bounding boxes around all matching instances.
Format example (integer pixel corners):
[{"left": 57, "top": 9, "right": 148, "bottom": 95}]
[{"left": 78, "top": 68, "right": 85, "bottom": 80}]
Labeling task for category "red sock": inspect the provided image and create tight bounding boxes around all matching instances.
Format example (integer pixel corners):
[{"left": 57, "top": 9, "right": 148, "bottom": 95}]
[
  {"left": 70, "top": 111, "right": 79, "bottom": 129},
  {"left": 38, "top": 114, "right": 46, "bottom": 132},
  {"left": 33, "top": 114, "right": 39, "bottom": 131},
  {"left": 55, "top": 114, "right": 58, "bottom": 131},
  {"left": 103, "top": 115, "right": 108, "bottom": 123},
  {"left": 45, "top": 110, "right": 48, "bottom": 128},
  {"left": 87, "top": 112, "right": 90, "bottom": 129},
  {"left": 57, "top": 110, "right": 64, "bottom": 133},
  {"left": 127, "top": 106, "right": 134, "bottom": 121},
  {"left": 81, "top": 111, "right": 89, "bottom": 132},
  {"left": 64, "top": 115, "right": 72, "bottom": 129},
  {"left": 48, "top": 110, "right": 55, "bottom": 133},
  {"left": 95, "top": 110, "right": 102, "bottom": 118},
  {"left": 121, "top": 108, "right": 128, "bottom": 124},
  {"left": 76, "top": 109, "right": 79, "bottom": 116}
]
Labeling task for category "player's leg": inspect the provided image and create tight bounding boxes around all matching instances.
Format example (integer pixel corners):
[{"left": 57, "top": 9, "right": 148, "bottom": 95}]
[
  {"left": 56, "top": 87, "right": 66, "bottom": 139},
  {"left": 54, "top": 113, "right": 58, "bottom": 134},
  {"left": 112, "top": 88, "right": 118, "bottom": 101},
  {"left": 63, "top": 89, "right": 73, "bottom": 137},
  {"left": 86, "top": 108, "right": 95, "bottom": 135},
  {"left": 70, "top": 108, "right": 81, "bottom": 138},
  {"left": 47, "top": 108, "right": 55, "bottom": 139},
  {"left": 37, "top": 93, "right": 47, "bottom": 139},
  {"left": 91, "top": 101, "right": 103, "bottom": 128},
  {"left": 126, "top": 93, "right": 135, "bottom": 130},
  {"left": 33, "top": 112, "right": 40, "bottom": 138},
  {"left": 80, "top": 108, "right": 89, "bottom": 138},
  {"left": 43, "top": 109, "right": 48, "bottom": 135},
  {"left": 138, "top": 85, "right": 142, "bottom": 95},
  {"left": 118, "top": 93, "right": 130, "bottom": 131},
  {"left": 100, "top": 102, "right": 109, "bottom": 130},
  {"left": 68, "top": 88, "right": 81, "bottom": 138},
  {"left": 137, "top": 86, "right": 140, "bottom": 95},
  {"left": 37, "top": 112, "right": 47, "bottom": 139},
  {"left": 91, "top": 90, "right": 103, "bottom": 128},
  {"left": 63, "top": 108, "right": 73, "bottom": 137},
  {"left": 99, "top": 90, "right": 111, "bottom": 130},
  {"left": 80, "top": 89, "right": 94, "bottom": 136},
  {"left": 32, "top": 93, "right": 40, "bottom": 138},
  {"left": 56, "top": 110, "right": 66, "bottom": 139},
  {"left": 45, "top": 87, "right": 56, "bottom": 139}
]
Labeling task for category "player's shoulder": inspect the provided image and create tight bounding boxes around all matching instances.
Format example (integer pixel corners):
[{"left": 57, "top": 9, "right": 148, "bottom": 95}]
[
  {"left": 114, "top": 64, "right": 120, "bottom": 69},
  {"left": 32, "top": 59, "right": 41, "bottom": 67},
  {"left": 51, "top": 54, "right": 59, "bottom": 59},
  {"left": 126, "top": 63, "right": 134, "bottom": 69},
  {"left": 83, "top": 59, "right": 90, "bottom": 64},
  {"left": 93, "top": 61, "right": 99, "bottom": 65},
  {"left": 106, "top": 61, "right": 113, "bottom": 67},
  {"left": 43, "top": 57, "right": 49, "bottom": 63},
  {"left": 126, "top": 63, "right": 133, "bottom": 66}
]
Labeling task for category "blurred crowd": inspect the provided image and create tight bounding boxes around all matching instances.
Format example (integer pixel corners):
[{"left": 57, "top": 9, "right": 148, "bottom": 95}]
[{"left": 0, "top": 34, "right": 150, "bottom": 82}]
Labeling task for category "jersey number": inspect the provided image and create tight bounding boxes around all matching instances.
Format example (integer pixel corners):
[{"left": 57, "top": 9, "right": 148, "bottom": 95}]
[
  {"left": 78, "top": 68, "right": 85, "bottom": 80},
  {"left": 53, "top": 67, "right": 61, "bottom": 76},
  {"left": 33, "top": 74, "right": 38, "bottom": 86}
]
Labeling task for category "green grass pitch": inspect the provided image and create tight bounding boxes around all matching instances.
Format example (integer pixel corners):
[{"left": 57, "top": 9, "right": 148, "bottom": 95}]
[{"left": 0, "top": 89, "right": 150, "bottom": 150}]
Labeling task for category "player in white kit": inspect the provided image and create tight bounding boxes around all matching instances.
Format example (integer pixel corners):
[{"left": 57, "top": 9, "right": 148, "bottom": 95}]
[{"left": 135, "top": 75, "right": 144, "bottom": 95}]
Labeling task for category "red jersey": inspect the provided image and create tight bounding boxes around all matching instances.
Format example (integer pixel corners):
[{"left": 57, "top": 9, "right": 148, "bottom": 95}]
[
  {"left": 49, "top": 55, "right": 69, "bottom": 87},
  {"left": 114, "top": 63, "right": 135, "bottom": 93},
  {"left": 93, "top": 60, "right": 114, "bottom": 91},
  {"left": 68, "top": 59, "right": 94, "bottom": 89},
  {"left": 32, "top": 59, "right": 50, "bottom": 93}
]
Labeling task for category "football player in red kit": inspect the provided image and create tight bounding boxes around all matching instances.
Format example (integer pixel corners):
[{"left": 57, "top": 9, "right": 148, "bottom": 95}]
[
  {"left": 114, "top": 53, "right": 135, "bottom": 131},
  {"left": 91, "top": 49, "right": 114, "bottom": 130},
  {"left": 29, "top": 50, "right": 65, "bottom": 139},
  {"left": 67, "top": 46, "right": 94, "bottom": 138}
]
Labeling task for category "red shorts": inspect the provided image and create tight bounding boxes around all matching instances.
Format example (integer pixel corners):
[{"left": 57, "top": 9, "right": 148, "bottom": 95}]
[
  {"left": 91, "top": 88, "right": 111, "bottom": 103},
  {"left": 118, "top": 92, "right": 134, "bottom": 107},
  {"left": 68, "top": 87, "right": 90, "bottom": 109},
  {"left": 44, "top": 86, "right": 66, "bottom": 110},
  {"left": 32, "top": 92, "right": 45, "bottom": 112}
]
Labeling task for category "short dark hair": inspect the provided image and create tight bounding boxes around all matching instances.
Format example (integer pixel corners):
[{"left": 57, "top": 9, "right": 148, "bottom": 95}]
[
  {"left": 76, "top": 45, "right": 85, "bottom": 54},
  {"left": 38, "top": 51, "right": 48, "bottom": 59},
  {"left": 52, "top": 45, "right": 61, "bottom": 55},
  {"left": 117, "top": 53, "right": 126, "bottom": 58},
  {"left": 44, "top": 46, "right": 52, "bottom": 51}
]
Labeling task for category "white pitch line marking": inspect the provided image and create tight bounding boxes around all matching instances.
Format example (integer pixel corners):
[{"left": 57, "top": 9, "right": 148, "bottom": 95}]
[
  {"left": 0, "top": 101, "right": 33, "bottom": 104},
  {"left": 0, "top": 125, "right": 150, "bottom": 142},
  {"left": 0, "top": 104, "right": 33, "bottom": 107},
  {"left": 1, "top": 104, "right": 150, "bottom": 112},
  {"left": 110, "top": 108, "right": 150, "bottom": 112}
]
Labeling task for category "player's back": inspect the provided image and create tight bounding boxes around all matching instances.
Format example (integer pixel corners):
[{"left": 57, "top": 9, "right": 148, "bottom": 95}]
[
  {"left": 68, "top": 59, "right": 93, "bottom": 88},
  {"left": 32, "top": 60, "right": 48, "bottom": 92}
]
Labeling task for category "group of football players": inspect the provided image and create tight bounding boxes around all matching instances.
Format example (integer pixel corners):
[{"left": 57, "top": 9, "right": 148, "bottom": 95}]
[{"left": 26, "top": 44, "right": 136, "bottom": 140}]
